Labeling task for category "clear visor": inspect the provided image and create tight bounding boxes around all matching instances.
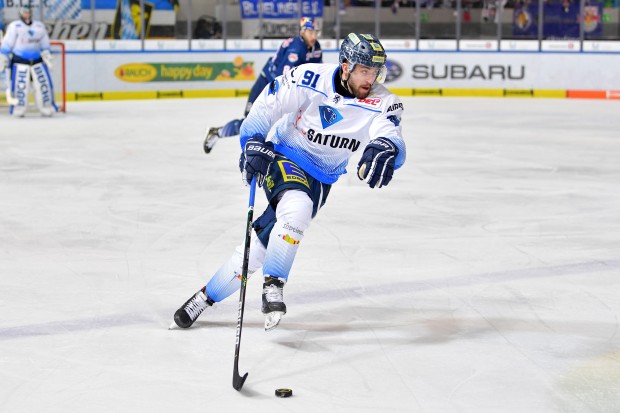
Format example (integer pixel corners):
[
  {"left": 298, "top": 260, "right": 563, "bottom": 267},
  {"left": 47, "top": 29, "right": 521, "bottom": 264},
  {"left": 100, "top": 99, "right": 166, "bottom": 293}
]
[
  {"left": 376, "top": 65, "right": 387, "bottom": 84},
  {"left": 352, "top": 64, "right": 388, "bottom": 84}
]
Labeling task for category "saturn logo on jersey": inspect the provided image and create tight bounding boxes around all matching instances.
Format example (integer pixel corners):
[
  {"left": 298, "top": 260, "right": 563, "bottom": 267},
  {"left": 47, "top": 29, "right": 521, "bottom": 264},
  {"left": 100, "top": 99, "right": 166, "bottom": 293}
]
[
  {"left": 318, "top": 105, "right": 343, "bottom": 129},
  {"left": 307, "top": 129, "right": 361, "bottom": 152},
  {"left": 278, "top": 160, "right": 310, "bottom": 188}
]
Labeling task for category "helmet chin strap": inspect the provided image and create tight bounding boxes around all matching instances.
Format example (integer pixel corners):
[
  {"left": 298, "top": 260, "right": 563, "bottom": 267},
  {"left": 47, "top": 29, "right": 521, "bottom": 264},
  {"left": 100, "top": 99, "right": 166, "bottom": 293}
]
[
  {"left": 341, "top": 63, "right": 355, "bottom": 96},
  {"left": 341, "top": 74, "right": 352, "bottom": 95}
]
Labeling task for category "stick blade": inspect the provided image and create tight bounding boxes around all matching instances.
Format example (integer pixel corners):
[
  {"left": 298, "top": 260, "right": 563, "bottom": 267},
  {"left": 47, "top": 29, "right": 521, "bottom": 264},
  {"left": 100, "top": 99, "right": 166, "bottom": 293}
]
[{"left": 233, "top": 372, "right": 248, "bottom": 391}]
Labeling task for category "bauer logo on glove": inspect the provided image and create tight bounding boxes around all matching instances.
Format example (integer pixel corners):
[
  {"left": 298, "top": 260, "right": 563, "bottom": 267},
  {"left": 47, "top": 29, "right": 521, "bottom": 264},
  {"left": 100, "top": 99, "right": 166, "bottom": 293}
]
[
  {"left": 357, "top": 137, "right": 399, "bottom": 189},
  {"left": 242, "top": 136, "right": 275, "bottom": 187}
]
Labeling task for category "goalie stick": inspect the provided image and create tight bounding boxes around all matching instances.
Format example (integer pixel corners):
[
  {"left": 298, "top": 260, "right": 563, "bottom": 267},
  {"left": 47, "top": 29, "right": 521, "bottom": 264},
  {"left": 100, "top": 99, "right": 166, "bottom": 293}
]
[{"left": 232, "top": 176, "right": 257, "bottom": 391}]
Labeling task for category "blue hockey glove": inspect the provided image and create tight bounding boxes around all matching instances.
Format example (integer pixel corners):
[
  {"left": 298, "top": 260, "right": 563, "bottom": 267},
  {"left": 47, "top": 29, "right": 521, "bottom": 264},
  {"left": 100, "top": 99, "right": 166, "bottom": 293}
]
[
  {"left": 357, "top": 137, "right": 399, "bottom": 189},
  {"left": 241, "top": 136, "right": 275, "bottom": 187}
]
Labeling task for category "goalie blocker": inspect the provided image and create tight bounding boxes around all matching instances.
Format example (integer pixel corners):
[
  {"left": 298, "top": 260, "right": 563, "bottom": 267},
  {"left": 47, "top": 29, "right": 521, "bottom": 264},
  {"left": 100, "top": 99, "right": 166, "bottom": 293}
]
[{"left": 6, "top": 58, "right": 58, "bottom": 117}]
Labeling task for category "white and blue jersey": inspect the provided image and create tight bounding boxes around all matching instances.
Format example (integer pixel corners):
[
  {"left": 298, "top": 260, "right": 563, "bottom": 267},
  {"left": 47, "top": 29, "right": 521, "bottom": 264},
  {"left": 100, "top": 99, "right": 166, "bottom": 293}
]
[
  {"left": 261, "top": 36, "right": 322, "bottom": 83},
  {"left": 240, "top": 63, "right": 406, "bottom": 185},
  {"left": 0, "top": 20, "right": 51, "bottom": 61}
]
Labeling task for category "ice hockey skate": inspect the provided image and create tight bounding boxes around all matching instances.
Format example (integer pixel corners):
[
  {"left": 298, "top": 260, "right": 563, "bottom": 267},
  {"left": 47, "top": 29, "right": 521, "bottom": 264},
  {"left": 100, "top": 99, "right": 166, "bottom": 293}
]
[
  {"left": 170, "top": 287, "right": 214, "bottom": 329},
  {"left": 203, "top": 127, "right": 220, "bottom": 154},
  {"left": 262, "top": 276, "right": 287, "bottom": 331}
]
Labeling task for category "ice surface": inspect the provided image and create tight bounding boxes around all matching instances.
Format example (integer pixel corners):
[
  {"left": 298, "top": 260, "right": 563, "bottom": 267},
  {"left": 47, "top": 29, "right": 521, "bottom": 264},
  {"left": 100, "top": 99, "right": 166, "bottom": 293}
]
[{"left": 1, "top": 97, "right": 619, "bottom": 412}]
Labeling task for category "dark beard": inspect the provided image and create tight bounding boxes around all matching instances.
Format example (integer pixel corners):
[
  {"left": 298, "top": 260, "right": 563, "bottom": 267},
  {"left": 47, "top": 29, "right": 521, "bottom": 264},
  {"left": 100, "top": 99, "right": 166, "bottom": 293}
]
[{"left": 335, "top": 68, "right": 355, "bottom": 98}]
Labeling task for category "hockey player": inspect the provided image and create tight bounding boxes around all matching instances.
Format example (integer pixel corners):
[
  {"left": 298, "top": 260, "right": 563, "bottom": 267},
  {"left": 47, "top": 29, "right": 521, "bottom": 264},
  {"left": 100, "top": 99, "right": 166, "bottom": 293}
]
[
  {"left": 0, "top": 6, "right": 58, "bottom": 117},
  {"left": 173, "top": 33, "right": 406, "bottom": 331},
  {"left": 202, "top": 16, "right": 322, "bottom": 154}
]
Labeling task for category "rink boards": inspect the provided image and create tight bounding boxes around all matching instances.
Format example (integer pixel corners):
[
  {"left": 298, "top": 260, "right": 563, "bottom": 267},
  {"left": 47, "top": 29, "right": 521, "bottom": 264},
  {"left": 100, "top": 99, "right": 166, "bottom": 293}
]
[{"left": 2, "top": 39, "right": 620, "bottom": 103}]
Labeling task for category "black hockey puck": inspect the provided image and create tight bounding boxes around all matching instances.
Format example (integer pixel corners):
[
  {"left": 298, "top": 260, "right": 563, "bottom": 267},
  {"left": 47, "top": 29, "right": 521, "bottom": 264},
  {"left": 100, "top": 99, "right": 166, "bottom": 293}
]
[{"left": 275, "top": 388, "right": 293, "bottom": 398}]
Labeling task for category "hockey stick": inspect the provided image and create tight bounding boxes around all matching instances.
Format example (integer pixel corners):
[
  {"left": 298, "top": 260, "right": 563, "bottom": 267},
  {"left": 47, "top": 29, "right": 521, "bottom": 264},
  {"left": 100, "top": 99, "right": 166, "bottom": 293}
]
[{"left": 232, "top": 176, "right": 257, "bottom": 391}]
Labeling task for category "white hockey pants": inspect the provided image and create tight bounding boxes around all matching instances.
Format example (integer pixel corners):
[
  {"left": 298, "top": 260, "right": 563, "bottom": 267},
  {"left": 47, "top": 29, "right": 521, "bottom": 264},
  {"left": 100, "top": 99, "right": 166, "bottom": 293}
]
[{"left": 205, "top": 190, "right": 313, "bottom": 302}]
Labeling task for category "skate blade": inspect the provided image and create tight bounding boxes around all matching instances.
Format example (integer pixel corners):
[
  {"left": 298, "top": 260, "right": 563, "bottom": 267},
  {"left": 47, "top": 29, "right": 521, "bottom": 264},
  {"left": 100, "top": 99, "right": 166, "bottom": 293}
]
[{"left": 264, "top": 311, "right": 285, "bottom": 331}]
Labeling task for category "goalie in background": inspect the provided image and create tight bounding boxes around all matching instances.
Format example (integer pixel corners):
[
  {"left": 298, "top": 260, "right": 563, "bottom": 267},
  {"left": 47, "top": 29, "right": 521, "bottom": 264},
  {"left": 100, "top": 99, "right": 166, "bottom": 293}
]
[
  {"left": 0, "top": 6, "right": 58, "bottom": 117},
  {"left": 202, "top": 16, "right": 323, "bottom": 154}
]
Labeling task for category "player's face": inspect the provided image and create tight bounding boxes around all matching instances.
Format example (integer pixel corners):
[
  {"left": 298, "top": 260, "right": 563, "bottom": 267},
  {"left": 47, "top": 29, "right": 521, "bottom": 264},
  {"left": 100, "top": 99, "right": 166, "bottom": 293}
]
[
  {"left": 301, "top": 29, "right": 317, "bottom": 48},
  {"left": 21, "top": 11, "right": 32, "bottom": 24},
  {"left": 343, "top": 63, "right": 379, "bottom": 99}
]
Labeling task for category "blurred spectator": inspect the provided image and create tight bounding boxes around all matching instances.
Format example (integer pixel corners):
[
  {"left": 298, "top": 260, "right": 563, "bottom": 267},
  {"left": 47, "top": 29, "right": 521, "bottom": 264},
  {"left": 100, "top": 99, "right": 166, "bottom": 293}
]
[
  {"left": 194, "top": 15, "right": 222, "bottom": 39},
  {"left": 202, "top": 16, "right": 322, "bottom": 154}
]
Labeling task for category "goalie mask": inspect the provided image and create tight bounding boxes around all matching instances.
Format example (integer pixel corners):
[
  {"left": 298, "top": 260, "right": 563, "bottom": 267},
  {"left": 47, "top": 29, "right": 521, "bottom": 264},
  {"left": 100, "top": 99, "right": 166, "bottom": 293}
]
[
  {"left": 339, "top": 33, "right": 387, "bottom": 84},
  {"left": 20, "top": 5, "right": 33, "bottom": 25}
]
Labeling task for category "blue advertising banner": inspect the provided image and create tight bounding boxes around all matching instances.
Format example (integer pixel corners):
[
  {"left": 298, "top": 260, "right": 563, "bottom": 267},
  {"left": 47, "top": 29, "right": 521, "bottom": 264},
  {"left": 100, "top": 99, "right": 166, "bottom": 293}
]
[
  {"left": 80, "top": 0, "right": 175, "bottom": 10},
  {"left": 513, "top": 1, "right": 603, "bottom": 38},
  {"left": 240, "top": 0, "right": 323, "bottom": 19}
]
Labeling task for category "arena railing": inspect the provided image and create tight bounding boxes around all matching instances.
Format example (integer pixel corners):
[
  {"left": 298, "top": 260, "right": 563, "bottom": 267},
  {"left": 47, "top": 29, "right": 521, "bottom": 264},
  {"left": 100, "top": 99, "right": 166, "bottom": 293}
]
[{"left": 7, "top": 0, "right": 618, "bottom": 51}]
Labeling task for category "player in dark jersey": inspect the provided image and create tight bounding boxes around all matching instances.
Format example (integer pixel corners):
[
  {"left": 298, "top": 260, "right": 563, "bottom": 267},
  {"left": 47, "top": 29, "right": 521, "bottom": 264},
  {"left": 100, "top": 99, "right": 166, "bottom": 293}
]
[{"left": 203, "top": 17, "right": 322, "bottom": 154}]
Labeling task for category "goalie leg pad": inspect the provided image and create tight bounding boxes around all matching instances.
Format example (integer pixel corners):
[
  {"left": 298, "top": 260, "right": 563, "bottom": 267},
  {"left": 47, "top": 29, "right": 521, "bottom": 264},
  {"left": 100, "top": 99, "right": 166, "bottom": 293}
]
[
  {"left": 9, "top": 63, "right": 30, "bottom": 117},
  {"left": 30, "top": 62, "right": 58, "bottom": 116},
  {"left": 205, "top": 233, "right": 267, "bottom": 302}
]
